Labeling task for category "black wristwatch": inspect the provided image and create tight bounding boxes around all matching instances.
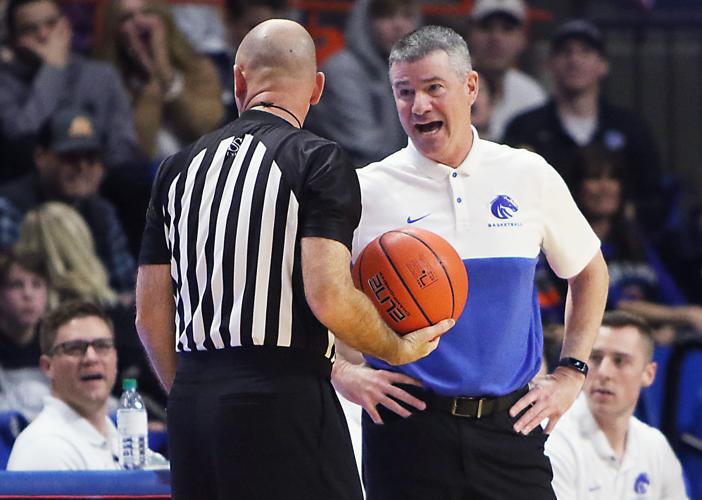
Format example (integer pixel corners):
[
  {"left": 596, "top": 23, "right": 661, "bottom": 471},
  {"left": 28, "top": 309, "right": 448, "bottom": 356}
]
[{"left": 557, "top": 357, "right": 589, "bottom": 376}]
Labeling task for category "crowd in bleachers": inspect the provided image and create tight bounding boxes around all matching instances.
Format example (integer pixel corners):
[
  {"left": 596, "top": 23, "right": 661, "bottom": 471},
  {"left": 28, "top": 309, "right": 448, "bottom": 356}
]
[{"left": 0, "top": 0, "right": 700, "bottom": 495}]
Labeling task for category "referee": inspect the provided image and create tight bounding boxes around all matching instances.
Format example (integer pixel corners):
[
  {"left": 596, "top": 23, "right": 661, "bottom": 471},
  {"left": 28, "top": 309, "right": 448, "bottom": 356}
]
[{"left": 135, "top": 20, "right": 453, "bottom": 500}]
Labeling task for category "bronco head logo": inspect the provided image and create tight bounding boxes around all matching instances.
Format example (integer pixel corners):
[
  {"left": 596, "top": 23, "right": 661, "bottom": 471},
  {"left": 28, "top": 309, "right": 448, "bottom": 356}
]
[
  {"left": 490, "top": 195, "right": 519, "bottom": 220},
  {"left": 634, "top": 473, "right": 650, "bottom": 494}
]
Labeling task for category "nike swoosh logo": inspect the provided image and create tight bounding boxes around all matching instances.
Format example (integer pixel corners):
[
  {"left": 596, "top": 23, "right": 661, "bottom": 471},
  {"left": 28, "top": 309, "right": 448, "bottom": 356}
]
[
  {"left": 588, "top": 485, "right": 601, "bottom": 492},
  {"left": 407, "top": 214, "right": 430, "bottom": 224}
]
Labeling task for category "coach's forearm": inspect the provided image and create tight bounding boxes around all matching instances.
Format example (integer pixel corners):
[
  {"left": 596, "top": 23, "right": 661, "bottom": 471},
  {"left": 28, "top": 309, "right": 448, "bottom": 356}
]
[{"left": 561, "top": 251, "right": 609, "bottom": 361}]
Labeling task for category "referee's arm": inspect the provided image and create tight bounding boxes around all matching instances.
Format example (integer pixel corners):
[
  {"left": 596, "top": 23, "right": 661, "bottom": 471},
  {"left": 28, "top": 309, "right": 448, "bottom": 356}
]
[
  {"left": 302, "top": 237, "right": 453, "bottom": 366},
  {"left": 135, "top": 264, "right": 176, "bottom": 393}
]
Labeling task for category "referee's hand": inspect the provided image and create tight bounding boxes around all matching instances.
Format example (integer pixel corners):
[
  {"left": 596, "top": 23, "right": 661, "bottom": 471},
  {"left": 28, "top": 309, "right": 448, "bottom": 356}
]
[
  {"left": 389, "top": 318, "right": 455, "bottom": 366},
  {"left": 509, "top": 366, "right": 586, "bottom": 435}
]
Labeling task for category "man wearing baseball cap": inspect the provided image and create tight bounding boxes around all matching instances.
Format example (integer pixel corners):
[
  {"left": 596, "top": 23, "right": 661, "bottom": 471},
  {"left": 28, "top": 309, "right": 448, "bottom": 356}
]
[
  {"left": 0, "top": 108, "right": 135, "bottom": 292},
  {"left": 467, "top": 0, "right": 546, "bottom": 141},
  {"left": 503, "top": 19, "right": 663, "bottom": 233}
]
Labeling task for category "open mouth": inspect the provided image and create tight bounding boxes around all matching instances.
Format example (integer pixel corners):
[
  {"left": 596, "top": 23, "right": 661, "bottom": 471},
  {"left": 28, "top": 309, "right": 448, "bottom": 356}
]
[
  {"left": 80, "top": 374, "right": 104, "bottom": 382},
  {"left": 415, "top": 121, "right": 443, "bottom": 134},
  {"left": 592, "top": 388, "right": 614, "bottom": 396}
]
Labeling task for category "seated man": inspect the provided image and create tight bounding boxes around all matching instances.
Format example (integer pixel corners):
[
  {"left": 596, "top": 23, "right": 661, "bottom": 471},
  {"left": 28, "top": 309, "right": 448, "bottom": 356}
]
[
  {"left": 546, "top": 311, "right": 688, "bottom": 499},
  {"left": 0, "top": 107, "right": 136, "bottom": 293},
  {"left": 7, "top": 300, "right": 120, "bottom": 470}
]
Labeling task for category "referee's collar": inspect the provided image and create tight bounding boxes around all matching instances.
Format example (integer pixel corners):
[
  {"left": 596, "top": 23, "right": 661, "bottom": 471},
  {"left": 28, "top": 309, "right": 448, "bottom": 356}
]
[
  {"left": 240, "top": 109, "right": 298, "bottom": 128},
  {"left": 406, "top": 126, "right": 482, "bottom": 180}
]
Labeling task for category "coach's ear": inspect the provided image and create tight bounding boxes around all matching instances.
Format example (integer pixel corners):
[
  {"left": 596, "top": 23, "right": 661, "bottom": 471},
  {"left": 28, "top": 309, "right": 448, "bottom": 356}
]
[
  {"left": 233, "top": 64, "right": 247, "bottom": 106},
  {"left": 310, "top": 71, "right": 325, "bottom": 106}
]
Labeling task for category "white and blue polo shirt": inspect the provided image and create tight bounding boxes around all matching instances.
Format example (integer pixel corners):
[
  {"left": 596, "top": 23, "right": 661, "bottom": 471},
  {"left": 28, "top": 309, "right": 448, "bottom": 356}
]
[{"left": 353, "top": 129, "right": 600, "bottom": 397}]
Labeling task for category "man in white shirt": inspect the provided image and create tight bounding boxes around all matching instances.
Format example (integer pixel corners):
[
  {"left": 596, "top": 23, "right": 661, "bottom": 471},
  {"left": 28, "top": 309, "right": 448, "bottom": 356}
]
[
  {"left": 467, "top": 0, "right": 546, "bottom": 141},
  {"left": 332, "top": 24, "right": 609, "bottom": 499},
  {"left": 546, "top": 311, "right": 688, "bottom": 499},
  {"left": 7, "top": 300, "right": 120, "bottom": 470}
]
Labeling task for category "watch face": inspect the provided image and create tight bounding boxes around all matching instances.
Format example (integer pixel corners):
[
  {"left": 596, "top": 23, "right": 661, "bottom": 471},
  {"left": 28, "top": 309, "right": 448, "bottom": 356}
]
[{"left": 560, "top": 357, "right": 588, "bottom": 375}]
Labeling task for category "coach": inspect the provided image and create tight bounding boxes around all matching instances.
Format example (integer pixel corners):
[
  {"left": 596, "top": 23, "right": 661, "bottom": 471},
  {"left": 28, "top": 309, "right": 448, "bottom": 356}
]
[
  {"left": 134, "top": 19, "right": 452, "bottom": 500},
  {"left": 332, "top": 25, "right": 610, "bottom": 499}
]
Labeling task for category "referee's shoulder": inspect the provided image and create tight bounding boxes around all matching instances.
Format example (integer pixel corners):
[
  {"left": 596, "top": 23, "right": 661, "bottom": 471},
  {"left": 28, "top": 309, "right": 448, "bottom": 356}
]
[
  {"left": 161, "top": 122, "right": 239, "bottom": 169},
  {"left": 292, "top": 127, "right": 345, "bottom": 153}
]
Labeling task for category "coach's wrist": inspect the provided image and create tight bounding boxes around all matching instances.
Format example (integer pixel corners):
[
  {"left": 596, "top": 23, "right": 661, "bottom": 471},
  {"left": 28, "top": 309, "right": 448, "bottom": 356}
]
[{"left": 557, "top": 356, "right": 589, "bottom": 377}]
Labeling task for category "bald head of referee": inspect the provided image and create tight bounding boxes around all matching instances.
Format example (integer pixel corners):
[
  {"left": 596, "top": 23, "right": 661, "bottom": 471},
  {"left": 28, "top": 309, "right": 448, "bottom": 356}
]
[{"left": 233, "top": 19, "right": 325, "bottom": 128}]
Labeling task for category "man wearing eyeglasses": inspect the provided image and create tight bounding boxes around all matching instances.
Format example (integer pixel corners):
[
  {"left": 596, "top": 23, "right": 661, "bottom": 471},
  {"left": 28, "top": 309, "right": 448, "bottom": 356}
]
[{"left": 6, "top": 300, "right": 121, "bottom": 470}]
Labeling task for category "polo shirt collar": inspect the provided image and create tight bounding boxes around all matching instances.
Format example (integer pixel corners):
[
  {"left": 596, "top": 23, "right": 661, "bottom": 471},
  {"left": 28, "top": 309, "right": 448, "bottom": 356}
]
[
  {"left": 578, "top": 397, "right": 635, "bottom": 471},
  {"left": 406, "top": 126, "right": 483, "bottom": 180}
]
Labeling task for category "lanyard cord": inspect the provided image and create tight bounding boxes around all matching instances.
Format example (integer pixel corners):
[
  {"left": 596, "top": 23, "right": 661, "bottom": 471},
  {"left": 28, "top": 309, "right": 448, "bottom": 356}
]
[{"left": 251, "top": 101, "right": 302, "bottom": 128}]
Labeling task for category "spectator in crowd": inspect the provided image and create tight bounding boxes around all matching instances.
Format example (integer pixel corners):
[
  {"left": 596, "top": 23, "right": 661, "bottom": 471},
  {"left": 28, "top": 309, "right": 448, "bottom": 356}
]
[
  {"left": 573, "top": 146, "right": 702, "bottom": 335},
  {"left": 0, "top": 250, "right": 51, "bottom": 420},
  {"left": 471, "top": 73, "right": 494, "bottom": 137},
  {"left": 306, "top": 0, "right": 420, "bottom": 167},
  {"left": 503, "top": 19, "right": 664, "bottom": 232},
  {"left": 6, "top": 300, "right": 121, "bottom": 470},
  {"left": 94, "top": 0, "right": 224, "bottom": 161},
  {"left": 0, "top": 108, "right": 136, "bottom": 293},
  {"left": 15, "top": 202, "right": 119, "bottom": 307},
  {"left": 546, "top": 311, "right": 688, "bottom": 499},
  {"left": 0, "top": 0, "right": 140, "bottom": 182},
  {"left": 467, "top": 0, "right": 546, "bottom": 141}
]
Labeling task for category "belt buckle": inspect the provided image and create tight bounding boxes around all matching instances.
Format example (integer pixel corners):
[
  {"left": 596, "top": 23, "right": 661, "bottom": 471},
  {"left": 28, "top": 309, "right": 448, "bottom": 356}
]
[{"left": 450, "top": 397, "right": 484, "bottom": 418}]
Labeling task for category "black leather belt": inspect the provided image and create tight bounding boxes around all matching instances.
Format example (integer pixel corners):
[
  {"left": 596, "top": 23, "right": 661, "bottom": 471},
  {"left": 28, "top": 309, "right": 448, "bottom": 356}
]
[{"left": 427, "top": 386, "right": 529, "bottom": 419}]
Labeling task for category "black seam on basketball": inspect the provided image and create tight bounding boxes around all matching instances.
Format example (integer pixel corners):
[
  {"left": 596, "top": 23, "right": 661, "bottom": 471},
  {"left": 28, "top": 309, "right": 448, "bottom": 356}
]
[
  {"left": 396, "top": 230, "right": 457, "bottom": 319},
  {"left": 378, "top": 232, "right": 432, "bottom": 325}
]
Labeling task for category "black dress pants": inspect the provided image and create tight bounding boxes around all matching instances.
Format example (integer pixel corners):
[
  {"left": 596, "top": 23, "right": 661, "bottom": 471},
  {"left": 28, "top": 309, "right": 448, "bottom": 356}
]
[
  {"left": 362, "top": 388, "right": 556, "bottom": 500},
  {"left": 168, "top": 347, "right": 362, "bottom": 500}
]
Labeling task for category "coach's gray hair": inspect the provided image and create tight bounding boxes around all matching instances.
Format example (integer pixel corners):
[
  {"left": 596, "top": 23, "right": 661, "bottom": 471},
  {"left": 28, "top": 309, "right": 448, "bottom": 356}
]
[{"left": 389, "top": 25, "right": 472, "bottom": 77}]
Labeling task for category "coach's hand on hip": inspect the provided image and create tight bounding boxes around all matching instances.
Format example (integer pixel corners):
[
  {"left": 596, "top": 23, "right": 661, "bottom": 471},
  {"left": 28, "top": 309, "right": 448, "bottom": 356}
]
[{"left": 509, "top": 365, "right": 586, "bottom": 435}]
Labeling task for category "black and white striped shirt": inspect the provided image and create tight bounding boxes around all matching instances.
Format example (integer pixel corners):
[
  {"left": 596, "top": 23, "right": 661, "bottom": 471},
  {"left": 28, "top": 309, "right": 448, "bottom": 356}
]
[{"left": 139, "top": 110, "right": 361, "bottom": 358}]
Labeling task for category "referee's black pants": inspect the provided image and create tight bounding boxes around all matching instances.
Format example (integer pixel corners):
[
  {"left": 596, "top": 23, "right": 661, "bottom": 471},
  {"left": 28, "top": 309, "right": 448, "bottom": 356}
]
[
  {"left": 167, "top": 347, "right": 363, "bottom": 500},
  {"left": 362, "top": 385, "right": 556, "bottom": 500}
]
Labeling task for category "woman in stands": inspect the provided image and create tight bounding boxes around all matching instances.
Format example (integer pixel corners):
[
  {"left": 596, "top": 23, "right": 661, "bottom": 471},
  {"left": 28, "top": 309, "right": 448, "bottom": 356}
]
[
  {"left": 574, "top": 145, "right": 702, "bottom": 337},
  {"left": 95, "top": 0, "right": 224, "bottom": 161}
]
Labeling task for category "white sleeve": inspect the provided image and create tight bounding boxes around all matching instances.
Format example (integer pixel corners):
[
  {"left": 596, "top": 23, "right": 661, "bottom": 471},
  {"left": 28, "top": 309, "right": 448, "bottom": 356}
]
[
  {"left": 539, "top": 162, "right": 600, "bottom": 279},
  {"left": 7, "top": 434, "right": 86, "bottom": 470},
  {"left": 658, "top": 437, "right": 689, "bottom": 500},
  {"left": 545, "top": 429, "right": 581, "bottom": 500}
]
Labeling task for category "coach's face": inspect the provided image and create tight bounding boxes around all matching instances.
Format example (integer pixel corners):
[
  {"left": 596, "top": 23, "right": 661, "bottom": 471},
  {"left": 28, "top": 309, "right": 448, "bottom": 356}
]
[{"left": 390, "top": 49, "right": 478, "bottom": 167}]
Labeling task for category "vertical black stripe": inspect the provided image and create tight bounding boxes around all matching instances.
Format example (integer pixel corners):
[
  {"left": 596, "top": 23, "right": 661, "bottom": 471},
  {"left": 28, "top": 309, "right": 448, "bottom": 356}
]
[
  {"left": 171, "top": 161, "right": 190, "bottom": 351},
  {"left": 263, "top": 178, "right": 291, "bottom": 346},
  {"left": 182, "top": 144, "right": 220, "bottom": 349},
  {"left": 240, "top": 151, "right": 274, "bottom": 346},
  {"left": 219, "top": 138, "right": 259, "bottom": 346},
  {"left": 198, "top": 142, "right": 240, "bottom": 351}
]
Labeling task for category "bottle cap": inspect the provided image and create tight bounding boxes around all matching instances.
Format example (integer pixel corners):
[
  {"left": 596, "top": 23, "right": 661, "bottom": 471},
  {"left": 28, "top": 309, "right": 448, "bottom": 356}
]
[{"left": 122, "top": 378, "right": 137, "bottom": 391}]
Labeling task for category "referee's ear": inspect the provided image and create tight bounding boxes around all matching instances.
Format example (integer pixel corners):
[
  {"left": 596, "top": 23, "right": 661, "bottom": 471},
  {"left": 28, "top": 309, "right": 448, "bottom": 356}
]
[
  {"left": 233, "top": 64, "right": 247, "bottom": 106},
  {"left": 310, "top": 71, "right": 325, "bottom": 105}
]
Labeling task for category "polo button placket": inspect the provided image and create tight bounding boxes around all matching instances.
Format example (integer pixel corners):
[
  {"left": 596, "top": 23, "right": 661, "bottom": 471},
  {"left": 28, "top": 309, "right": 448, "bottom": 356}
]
[{"left": 449, "top": 170, "right": 469, "bottom": 227}]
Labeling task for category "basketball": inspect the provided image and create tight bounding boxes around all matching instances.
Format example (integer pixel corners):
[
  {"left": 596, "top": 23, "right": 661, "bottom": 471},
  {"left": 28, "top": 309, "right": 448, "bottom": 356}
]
[{"left": 352, "top": 227, "right": 468, "bottom": 335}]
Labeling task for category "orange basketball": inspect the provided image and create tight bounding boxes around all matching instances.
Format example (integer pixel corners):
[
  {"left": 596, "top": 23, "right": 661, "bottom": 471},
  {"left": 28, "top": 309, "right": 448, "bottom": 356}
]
[{"left": 352, "top": 227, "right": 468, "bottom": 335}]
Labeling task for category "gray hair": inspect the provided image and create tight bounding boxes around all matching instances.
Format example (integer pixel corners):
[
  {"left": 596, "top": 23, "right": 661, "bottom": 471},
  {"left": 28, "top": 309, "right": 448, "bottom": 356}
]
[{"left": 389, "top": 25, "right": 472, "bottom": 77}]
